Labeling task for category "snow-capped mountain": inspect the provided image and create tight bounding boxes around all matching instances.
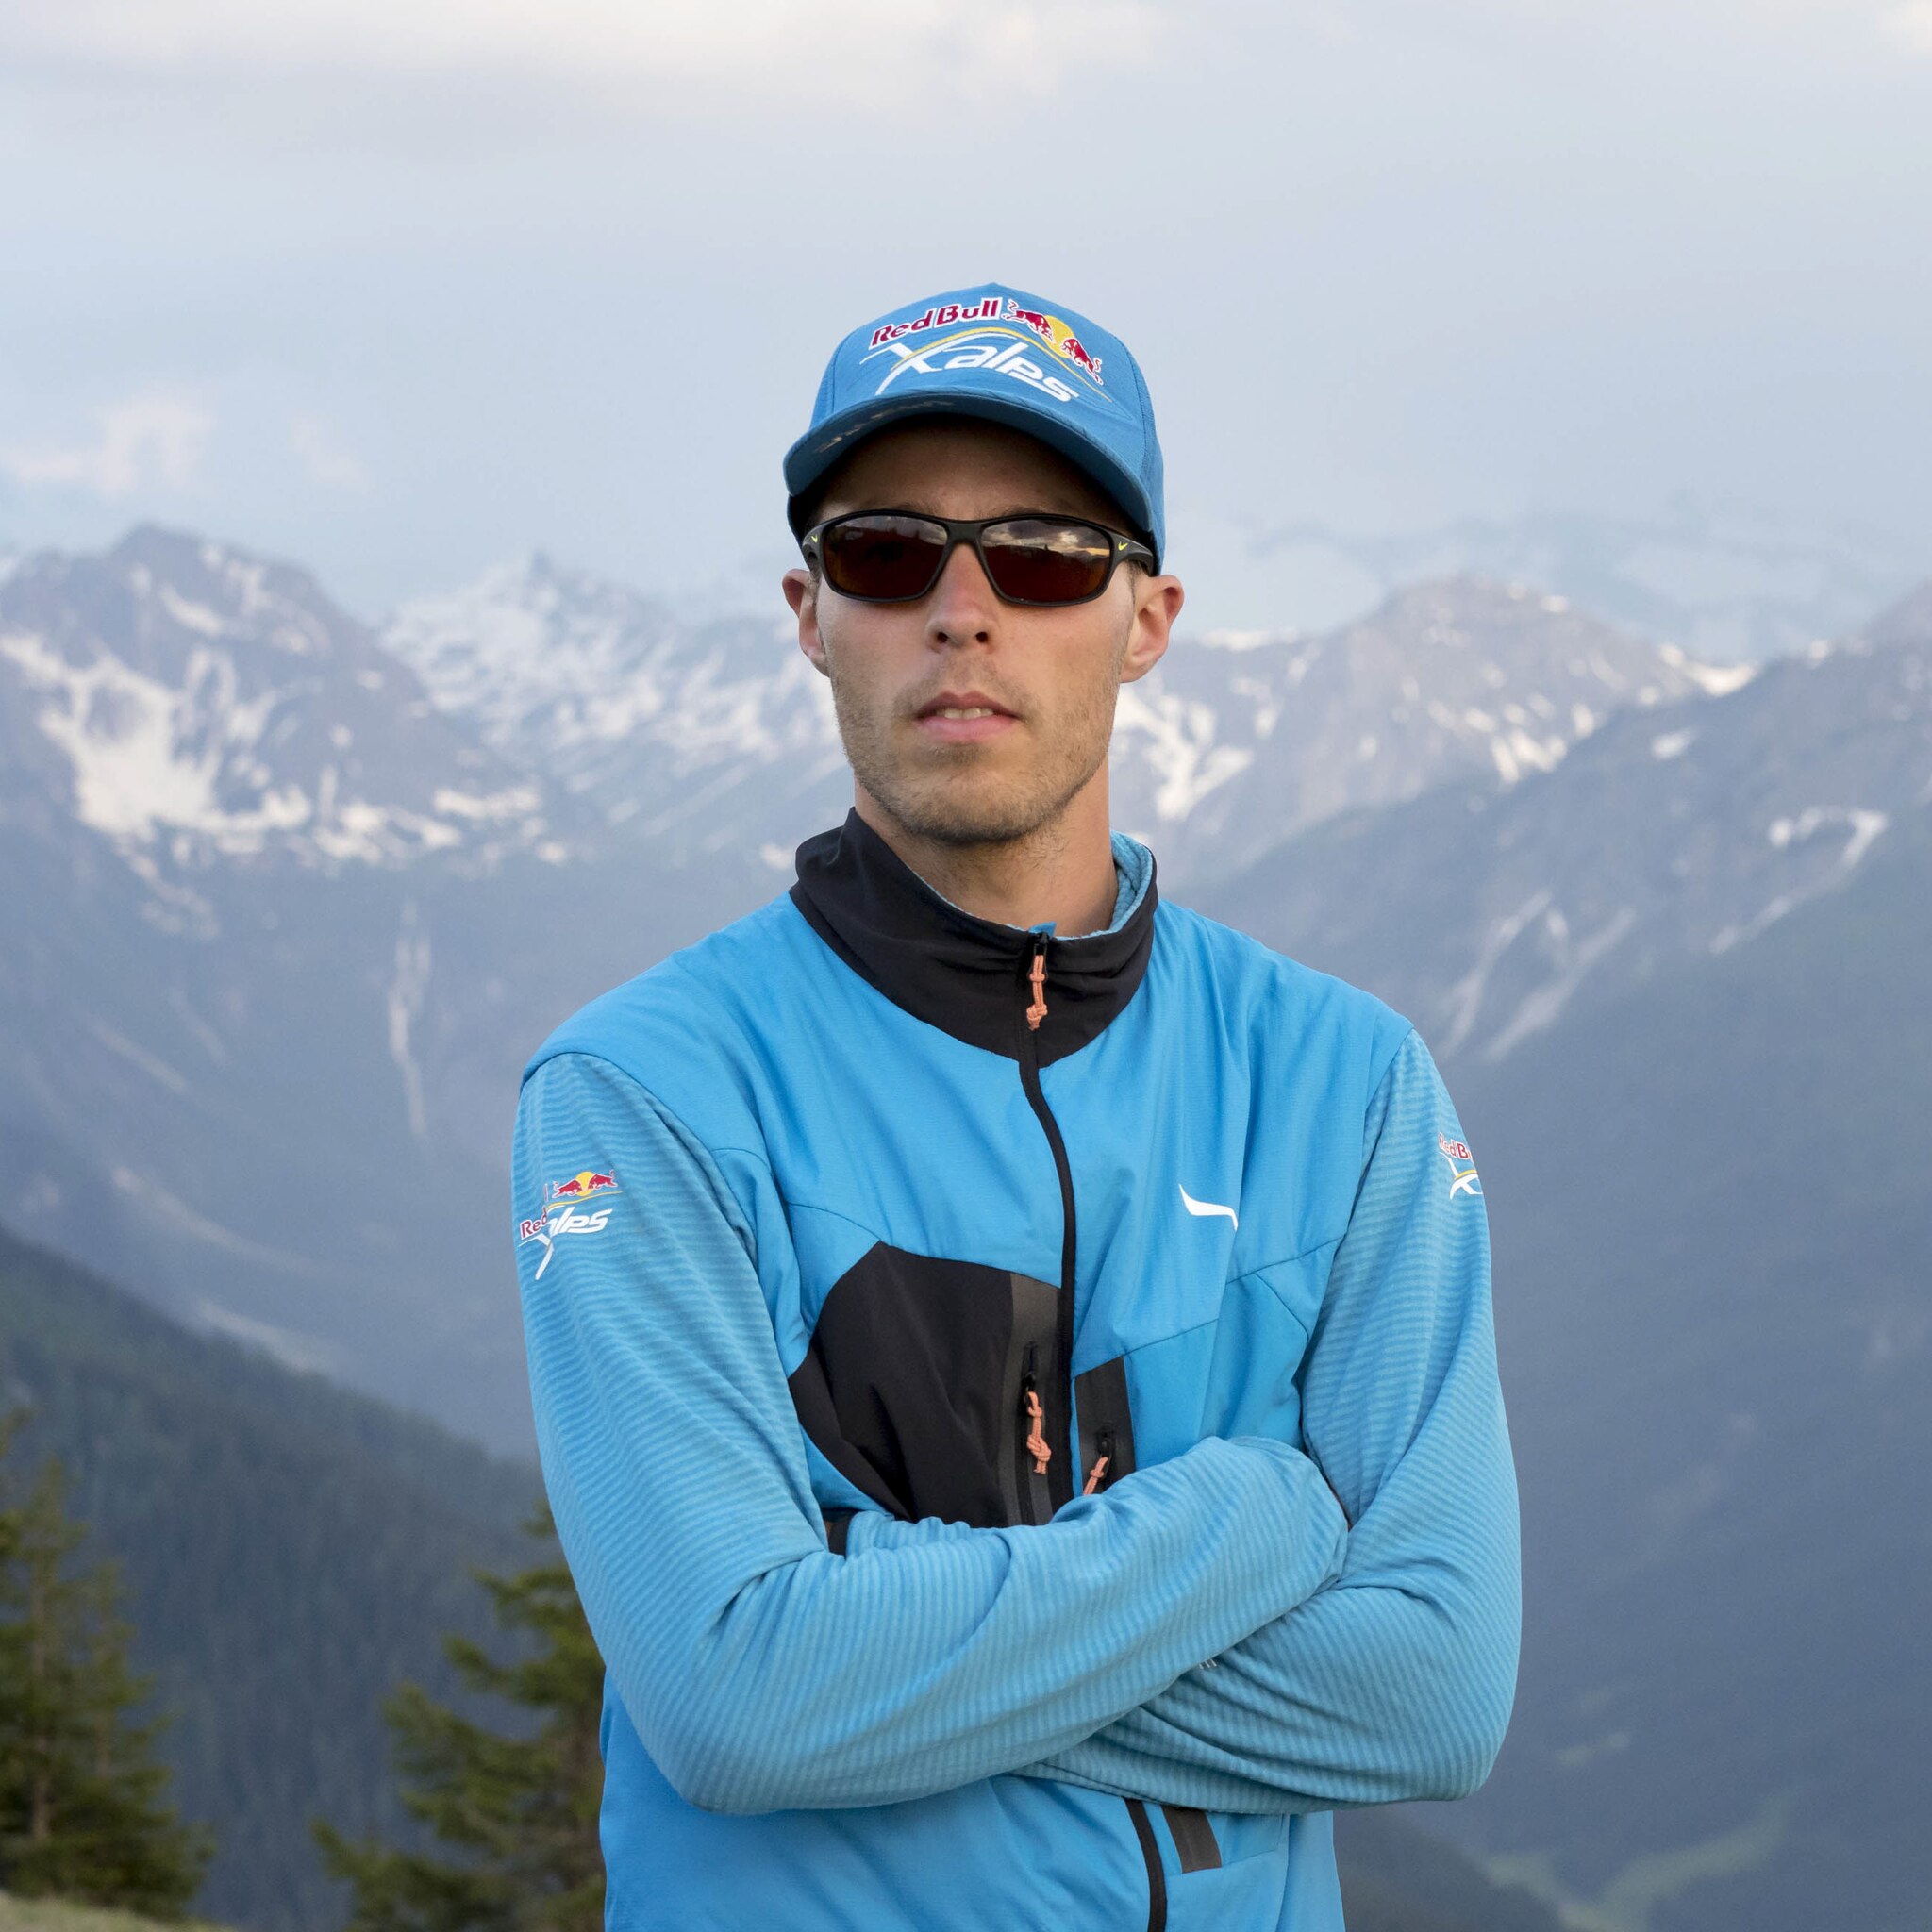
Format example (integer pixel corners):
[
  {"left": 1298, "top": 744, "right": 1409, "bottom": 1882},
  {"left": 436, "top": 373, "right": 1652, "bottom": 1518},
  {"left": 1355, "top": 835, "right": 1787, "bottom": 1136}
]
[
  {"left": 387, "top": 558, "right": 1744, "bottom": 889},
  {"left": 0, "top": 527, "right": 556, "bottom": 910},
  {"left": 1204, "top": 617, "right": 1932, "bottom": 1063},
  {"left": 384, "top": 554, "right": 846, "bottom": 869},
  {"left": 1110, "top": 578, "right": 1746, "bottom": 882}
]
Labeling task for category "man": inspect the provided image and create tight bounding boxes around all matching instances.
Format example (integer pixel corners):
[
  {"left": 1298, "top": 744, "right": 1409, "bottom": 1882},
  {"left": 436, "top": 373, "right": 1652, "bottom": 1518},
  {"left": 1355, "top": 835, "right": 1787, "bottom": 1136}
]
[{"left": 513, "top": 282, "right": 1520, "bottom": 1931}]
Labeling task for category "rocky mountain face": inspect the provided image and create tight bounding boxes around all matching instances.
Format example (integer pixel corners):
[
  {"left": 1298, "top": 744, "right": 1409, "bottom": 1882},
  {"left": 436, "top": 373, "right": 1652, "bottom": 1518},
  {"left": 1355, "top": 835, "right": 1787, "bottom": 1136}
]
[
  {"left": 383, "top": 558, "right": 1742, "bottom": 889},
  {"left": 384, "top": 553, "right": 844, "bottom": 869},
  {"left": 1201, "top": 624, "right": 1931, "bottom": 1064},
  {"left": 1108, "top": 578, "right": 1746, "bottom": 882},
  {"left": 1434, "top": 822, "right": 1932, "bottom": 1932},
  {"left": 0, "top": 528, "right": 553, "bottom": 899}
]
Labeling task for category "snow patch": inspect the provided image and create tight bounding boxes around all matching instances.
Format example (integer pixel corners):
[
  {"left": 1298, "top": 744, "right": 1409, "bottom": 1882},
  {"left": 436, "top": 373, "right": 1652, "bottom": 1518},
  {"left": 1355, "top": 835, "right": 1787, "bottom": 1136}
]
[
  {"left": 1439, "top": 891, "right": 1552, "bottom": 1058},
  {"left": 192, "top": 1300, "right": 342, "bottom": 1376},
  {"left": 1710, "top": 808, "right": 1891, "bottom": 952},
  {"left": 158, "top": 586, "right": 227, "bottom": 636},
  {"left": 89, "top": 1020, "right": 192, "bottom": 1096},
  {"left": 1, "top": 629, "right": 311, "bottom": 845},
  {"left": 1658, "top": 641, "right": 1757, "bottom": 697},
  {"left": 432, "top": 783, "right": 541, "bottom": 820},
  {"left": 387, "top": 906, "right": 431, "bottom": 1141},
  {"left": 1199, "top": 627, "right": 1290, "bottom": 651},
  {"left": 1111, "top": 686, "right": 1255, "bottom": 820},
  {"left": 112, "top": 1166, "right": 325, "bottom": 1275},
  {"left": 1484, "top": 907, "right": 1637, "bottom": 1058}
]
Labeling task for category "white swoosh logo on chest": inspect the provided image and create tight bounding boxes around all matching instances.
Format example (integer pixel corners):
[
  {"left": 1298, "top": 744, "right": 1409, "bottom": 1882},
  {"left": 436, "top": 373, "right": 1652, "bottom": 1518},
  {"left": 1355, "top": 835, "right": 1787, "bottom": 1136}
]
[{"left": 1178, "top": 1184, "right": 1239, "bottom": 1229}]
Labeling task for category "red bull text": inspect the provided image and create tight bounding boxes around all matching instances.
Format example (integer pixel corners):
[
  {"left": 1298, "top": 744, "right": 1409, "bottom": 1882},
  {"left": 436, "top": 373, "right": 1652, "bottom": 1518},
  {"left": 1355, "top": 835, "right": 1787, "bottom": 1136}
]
[{"left": 868, "top": 298, "right": 1005, "bottom": 350}]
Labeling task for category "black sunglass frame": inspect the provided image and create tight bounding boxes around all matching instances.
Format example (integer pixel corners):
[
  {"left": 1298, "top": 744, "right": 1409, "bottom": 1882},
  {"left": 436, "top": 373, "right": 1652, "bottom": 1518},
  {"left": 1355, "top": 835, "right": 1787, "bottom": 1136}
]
[{"left": 800, "top": 510, "right": 1157, "bottom": 608}]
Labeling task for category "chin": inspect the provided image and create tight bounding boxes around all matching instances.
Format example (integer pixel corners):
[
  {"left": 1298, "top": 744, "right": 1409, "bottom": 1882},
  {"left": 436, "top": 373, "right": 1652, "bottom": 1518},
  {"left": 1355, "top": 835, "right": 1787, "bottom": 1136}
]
[{"left": 877, "top": 774, "right": 1064, "bottom": 848}]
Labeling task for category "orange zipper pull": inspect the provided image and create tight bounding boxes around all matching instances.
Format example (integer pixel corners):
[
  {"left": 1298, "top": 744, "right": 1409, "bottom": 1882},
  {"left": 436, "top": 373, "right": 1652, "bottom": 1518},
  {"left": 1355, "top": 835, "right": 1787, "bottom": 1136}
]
[
  {"left": 1025, "top": 945, "right": 1048, "bottom": 1031},
  {"left": 1023, "top": 1386, "right": 1052, "bottom": 1475},
  {"left": 1082, "top": 1454, "right": 1110, "bottom": 1495}
]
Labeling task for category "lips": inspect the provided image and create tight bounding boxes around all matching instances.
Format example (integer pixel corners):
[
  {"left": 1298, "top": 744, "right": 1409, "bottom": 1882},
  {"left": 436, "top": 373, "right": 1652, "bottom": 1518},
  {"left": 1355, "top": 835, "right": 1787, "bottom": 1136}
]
[
  {"left": 915, "top": 690, "right": 1016, "bottom": 722},
  {"left": 913, "top": 690, "right": 1019, "bottom": 745}
]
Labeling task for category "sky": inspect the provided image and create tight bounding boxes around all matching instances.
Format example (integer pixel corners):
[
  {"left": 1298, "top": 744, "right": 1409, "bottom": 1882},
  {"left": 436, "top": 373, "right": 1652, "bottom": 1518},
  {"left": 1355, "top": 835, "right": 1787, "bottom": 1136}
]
[{"left": 2, "top": 0, "right": 1930, "bottom": 634}]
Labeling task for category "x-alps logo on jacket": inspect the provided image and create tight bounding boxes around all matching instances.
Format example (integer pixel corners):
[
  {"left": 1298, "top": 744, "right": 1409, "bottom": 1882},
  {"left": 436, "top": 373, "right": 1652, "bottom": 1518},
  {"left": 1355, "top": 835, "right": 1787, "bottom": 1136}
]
[
  {"left": 1439, "top": 1134, "right": 1481, "bottom": 1199},
  {"left": 517, "top": 1170, "right": 620, "bottom": 1279}
]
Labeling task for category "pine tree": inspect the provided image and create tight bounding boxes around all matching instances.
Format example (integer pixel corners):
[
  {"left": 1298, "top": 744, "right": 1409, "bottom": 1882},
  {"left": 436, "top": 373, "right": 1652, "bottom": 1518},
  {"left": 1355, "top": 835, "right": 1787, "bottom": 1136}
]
[
  {"left": 0, "top": 1424, "right": 212, "bottom": 1914},
  {"left": 314, "top": 1506, "right": 604, "bottom": 1932}
]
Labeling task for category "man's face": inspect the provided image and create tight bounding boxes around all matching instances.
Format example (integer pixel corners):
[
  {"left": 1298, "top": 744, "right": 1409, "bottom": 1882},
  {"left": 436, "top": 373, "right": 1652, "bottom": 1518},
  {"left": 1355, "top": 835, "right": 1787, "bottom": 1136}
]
[{"left": 783, "top": 420, "right": 1183, "bottom": 848}]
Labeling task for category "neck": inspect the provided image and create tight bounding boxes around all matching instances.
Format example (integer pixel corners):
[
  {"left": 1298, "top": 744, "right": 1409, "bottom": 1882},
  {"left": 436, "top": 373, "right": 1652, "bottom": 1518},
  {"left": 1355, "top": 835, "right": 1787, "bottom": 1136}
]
[{"left": 853, "top": 778, "right": 1119, "bottom": 936}]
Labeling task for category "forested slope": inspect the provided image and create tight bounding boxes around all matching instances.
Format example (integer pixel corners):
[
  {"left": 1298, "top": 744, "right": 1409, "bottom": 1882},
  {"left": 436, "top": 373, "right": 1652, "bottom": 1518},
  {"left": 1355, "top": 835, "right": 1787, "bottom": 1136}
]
[{"left": 0, "top": 1226, "right": 539, "bottom": 1931}]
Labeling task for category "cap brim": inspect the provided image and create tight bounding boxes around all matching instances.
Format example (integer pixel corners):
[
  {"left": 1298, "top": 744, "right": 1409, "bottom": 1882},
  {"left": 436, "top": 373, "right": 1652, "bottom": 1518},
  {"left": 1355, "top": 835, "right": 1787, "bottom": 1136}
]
[{"left": 783, "top": 391, "right": 1159, "bottom": 566}]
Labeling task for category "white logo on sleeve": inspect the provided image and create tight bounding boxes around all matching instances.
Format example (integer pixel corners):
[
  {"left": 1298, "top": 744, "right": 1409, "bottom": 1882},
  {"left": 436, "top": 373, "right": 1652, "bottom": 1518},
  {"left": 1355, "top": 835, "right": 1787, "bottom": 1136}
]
[{"left": 1178, "top": 1185, "right": 1239, "bottom": 1229}]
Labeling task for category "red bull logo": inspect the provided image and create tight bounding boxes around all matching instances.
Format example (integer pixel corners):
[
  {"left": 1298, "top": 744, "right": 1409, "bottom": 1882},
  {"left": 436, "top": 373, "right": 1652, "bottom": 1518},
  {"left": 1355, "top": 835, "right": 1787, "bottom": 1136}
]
[
  {"left": 1438, "top": 1135, "right": 1481, "bottom": 1199},
  {"left": 546, "top": 1169, "right": 620, "bottom": 1206},
  {"left": 868, "top": 297, "right": 1005, "bottom": 351},
  {"left": 1002, "top": 300, "right": 1105, "bottom": 386}
]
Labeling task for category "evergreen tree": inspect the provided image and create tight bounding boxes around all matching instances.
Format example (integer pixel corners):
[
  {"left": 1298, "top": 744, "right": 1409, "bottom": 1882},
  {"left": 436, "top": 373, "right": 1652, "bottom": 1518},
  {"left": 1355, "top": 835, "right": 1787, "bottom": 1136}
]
[
  {"left": 0, "top": 1421, "right": 211, "bottom": 1914},
  {"left": 314, "top": 1507, "right": 604, "bottom": 1932}
]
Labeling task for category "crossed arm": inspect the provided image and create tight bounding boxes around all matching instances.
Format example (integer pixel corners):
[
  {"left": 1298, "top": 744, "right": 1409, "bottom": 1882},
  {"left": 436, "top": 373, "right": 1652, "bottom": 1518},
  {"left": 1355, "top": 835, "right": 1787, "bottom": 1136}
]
[
  {"left": 514, "top": 1035, "right": 1518, "bottom": 1819},
  {"left": 847, "top": 1031, "right": 1522, "bottom": 1812}
]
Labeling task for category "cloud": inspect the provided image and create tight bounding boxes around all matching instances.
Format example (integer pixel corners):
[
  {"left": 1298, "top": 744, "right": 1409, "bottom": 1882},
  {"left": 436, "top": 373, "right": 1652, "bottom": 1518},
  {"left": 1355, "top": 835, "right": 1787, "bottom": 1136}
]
[
  {"left": 3, "top": 0, "right": 1168, "bottom": 106},
  {"left": 291, "top": 414, "right": 370, "bottom": 492},
  {"left": 1878, "top": 0, "right": 1932, "bottom": 47},
  {"left": 0, "top": 392, "right": 213, "bottom": 498}
]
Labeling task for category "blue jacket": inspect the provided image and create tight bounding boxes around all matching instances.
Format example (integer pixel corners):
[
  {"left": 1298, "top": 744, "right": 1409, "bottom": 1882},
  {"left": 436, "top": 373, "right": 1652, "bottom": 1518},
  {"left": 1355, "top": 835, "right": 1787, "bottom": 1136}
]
[{"left": 514, "top": 811, "right": 1520, "bottom": 1931}]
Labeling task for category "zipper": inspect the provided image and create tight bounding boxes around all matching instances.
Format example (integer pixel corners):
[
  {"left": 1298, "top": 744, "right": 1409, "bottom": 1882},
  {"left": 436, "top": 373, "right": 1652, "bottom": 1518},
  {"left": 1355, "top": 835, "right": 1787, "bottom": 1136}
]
[
  {"left": 1016, "top": 933, "right": 1076, "bottom": 1516},
  {"left": 1083, "top": 1428, "right": 1115, "bottom": 1495},
  {"left": 1014, "top": 1345, "right": 1054, "bottom": 1525},
  {"left": 1021, "top": 935, "right": 1164, "bottom": 1932}
]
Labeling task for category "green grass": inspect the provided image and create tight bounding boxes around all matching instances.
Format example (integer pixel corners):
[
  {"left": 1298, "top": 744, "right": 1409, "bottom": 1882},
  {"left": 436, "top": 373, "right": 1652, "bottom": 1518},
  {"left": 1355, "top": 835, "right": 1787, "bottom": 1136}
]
[{"left": 0, "top": 1895, "right": 226, "bottom": 1932}]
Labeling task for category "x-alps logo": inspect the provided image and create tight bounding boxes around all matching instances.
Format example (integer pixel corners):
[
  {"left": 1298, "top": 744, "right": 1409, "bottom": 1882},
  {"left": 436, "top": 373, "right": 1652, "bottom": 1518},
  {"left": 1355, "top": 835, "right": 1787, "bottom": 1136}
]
[
  {"left": 517, "top": 1170, "right": 620, "bottom": 1280},
  {"left": 1439, "top": 1134, "right": 1482, "bottom": 1200},
  {"left": 864, "top": 298, "right": 1114, "bottom": 408}
]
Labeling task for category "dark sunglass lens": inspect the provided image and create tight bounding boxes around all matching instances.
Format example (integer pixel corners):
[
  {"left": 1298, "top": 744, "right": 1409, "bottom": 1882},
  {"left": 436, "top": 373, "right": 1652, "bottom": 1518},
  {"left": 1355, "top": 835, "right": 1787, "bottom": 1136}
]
[
  {"left": 981, "top": 520, "right": 1113, "bottom": 604},
  {"left": 820, "top": 516, "right": 948, "bottom": 600}
]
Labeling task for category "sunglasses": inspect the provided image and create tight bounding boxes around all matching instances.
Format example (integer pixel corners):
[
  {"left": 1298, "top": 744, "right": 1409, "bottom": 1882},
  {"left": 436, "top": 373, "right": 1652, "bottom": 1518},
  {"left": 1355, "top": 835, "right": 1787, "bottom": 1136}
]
[{"left": 801, "top": 511, "right": 1156, "bottom": 608}]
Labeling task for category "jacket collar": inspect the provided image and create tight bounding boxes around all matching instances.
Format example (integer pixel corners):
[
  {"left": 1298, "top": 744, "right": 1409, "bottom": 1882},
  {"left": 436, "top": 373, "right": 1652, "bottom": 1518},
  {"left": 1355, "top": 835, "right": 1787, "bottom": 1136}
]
[{"left": 790, "top": 809, "right": 1158, "bottom": 1066}]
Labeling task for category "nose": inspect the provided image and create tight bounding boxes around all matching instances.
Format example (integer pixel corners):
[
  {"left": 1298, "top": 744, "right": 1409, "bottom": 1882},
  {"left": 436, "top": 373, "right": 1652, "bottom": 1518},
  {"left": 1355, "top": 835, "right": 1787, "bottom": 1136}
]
[{"left": 924, "top": 533, "right": 1000, "bottom": 648}]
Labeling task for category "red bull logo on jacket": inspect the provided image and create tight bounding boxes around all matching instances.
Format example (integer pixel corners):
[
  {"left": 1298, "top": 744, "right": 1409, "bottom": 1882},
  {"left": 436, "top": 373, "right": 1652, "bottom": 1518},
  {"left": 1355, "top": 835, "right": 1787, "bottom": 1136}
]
[
  {"left": 546, "top": 1169, "right": 620, "bottom": 1206},
  {"left": 519, "top": 1169, "right": 623, "bottom": 1280},
  {"left": 1438, "top": 1135, "right": 1481, "bottom": 1199}
]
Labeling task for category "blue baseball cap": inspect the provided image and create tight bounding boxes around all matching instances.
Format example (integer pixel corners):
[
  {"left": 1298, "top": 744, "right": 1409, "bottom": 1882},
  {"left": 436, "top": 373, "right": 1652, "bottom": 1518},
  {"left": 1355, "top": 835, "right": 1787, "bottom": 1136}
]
[{"left": 783, "top": 282, "right": 1166, "bottom": 569}]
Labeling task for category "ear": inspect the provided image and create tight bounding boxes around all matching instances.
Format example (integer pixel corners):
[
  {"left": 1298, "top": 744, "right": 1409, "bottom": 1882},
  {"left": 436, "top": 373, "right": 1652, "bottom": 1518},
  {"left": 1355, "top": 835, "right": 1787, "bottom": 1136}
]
[
  {"left": 783, "top": 566, "right": 832, "bottom": 677},
  {"left": 1120, "top": 570, "right": 1183, "bottom": 685}
]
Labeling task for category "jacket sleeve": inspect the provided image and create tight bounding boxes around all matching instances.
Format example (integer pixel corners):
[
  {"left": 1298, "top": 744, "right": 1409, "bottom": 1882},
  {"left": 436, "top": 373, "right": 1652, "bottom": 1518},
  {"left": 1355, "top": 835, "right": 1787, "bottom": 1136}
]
[
  {"left": 1017, "top": 1028, "right": 1522, "bottom": 1811},
  {"left": 515, "top": 1049, "right": 1350, "bottom": 1816}
]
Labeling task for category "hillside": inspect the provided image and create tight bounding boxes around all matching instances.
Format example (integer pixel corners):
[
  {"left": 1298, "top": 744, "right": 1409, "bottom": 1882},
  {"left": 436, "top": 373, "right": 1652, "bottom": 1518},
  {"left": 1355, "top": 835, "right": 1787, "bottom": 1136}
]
[
  {"left": 1402, "top": 824, "right": 1932, "bottom": 1928},
  {"left": 0, "top": 1224, "right": 540, "bottom": 1931}
]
